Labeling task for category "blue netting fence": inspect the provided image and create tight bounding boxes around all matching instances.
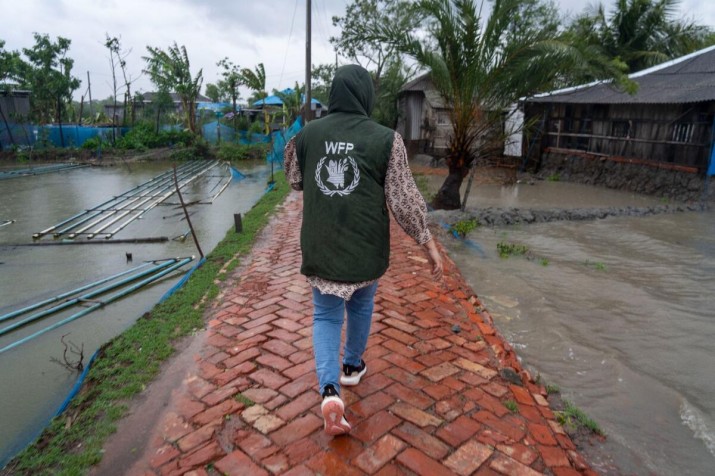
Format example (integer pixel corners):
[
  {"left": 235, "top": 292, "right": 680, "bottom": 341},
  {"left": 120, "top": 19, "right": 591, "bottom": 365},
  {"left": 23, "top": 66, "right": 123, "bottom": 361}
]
[
  {"left": 1, "top": 116, "right": 302, "bottom": 155},
  {"left": 0, "top": 123, "right": 127, "bottom": 149},
  {"left": 267, "top": 117, "right": 303, "bottom": 164}
]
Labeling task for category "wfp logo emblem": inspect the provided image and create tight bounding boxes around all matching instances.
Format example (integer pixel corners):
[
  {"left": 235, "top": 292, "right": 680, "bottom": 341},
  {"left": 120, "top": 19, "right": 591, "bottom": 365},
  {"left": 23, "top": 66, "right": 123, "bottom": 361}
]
[{"left": 315, "top": 141, "right": 360, "bottom": 197}]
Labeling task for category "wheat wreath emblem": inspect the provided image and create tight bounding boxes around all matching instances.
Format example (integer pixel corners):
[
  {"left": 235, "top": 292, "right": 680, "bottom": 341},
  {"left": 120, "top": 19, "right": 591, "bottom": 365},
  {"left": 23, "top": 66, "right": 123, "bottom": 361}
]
[{"left": 315, "top": 156, "right": 360, "bottom": 196}]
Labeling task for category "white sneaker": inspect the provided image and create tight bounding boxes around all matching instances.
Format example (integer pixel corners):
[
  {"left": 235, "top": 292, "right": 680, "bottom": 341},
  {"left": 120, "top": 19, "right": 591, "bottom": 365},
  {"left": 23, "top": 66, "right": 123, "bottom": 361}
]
[
  {"left": 321, "top": 385, "right": 351, "bottom": 436},
  {"left": 340, "top": 360, "right": 367, "bottom": 386}
]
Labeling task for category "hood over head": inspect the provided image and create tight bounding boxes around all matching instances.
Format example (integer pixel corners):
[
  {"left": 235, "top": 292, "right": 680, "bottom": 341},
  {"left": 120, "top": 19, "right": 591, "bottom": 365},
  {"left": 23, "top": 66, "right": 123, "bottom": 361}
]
[{"left": 328, "top": 64, "right": 374, "bottom": 116}]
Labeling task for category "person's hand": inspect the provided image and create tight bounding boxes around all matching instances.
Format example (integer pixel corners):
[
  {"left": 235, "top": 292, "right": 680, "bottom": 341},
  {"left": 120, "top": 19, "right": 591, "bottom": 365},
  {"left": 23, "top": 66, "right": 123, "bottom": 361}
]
[{"left": 423, "top": 239, "right": 443, "bottom": 281}]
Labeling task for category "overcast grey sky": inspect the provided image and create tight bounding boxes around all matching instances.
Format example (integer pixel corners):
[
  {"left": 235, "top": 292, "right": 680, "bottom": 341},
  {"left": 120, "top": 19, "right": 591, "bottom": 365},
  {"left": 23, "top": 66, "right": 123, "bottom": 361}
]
[{"left": 2, "top": 0, "right": 714, "bottom": 101}]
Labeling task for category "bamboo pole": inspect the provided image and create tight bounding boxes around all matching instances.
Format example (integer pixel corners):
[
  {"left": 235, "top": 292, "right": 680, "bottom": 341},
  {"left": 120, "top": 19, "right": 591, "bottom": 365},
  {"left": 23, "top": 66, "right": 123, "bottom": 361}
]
[
  {"left": 173, "top": 165, "right": 204, "bottom": 258},
  {"left": 0, "top": 262, "right": 156, "bottom": 323},
  {"left": 101, "top": 161, "right": 219, "bottom": 239},
  {"left": 49, "top": 161, "right": 206, "bottom": 238},
  {"left": 3, "top": 237, "right": 168, "bottom": 247},
  {"left": 33, "top": 164, "right": 193, "bottom": 238},
  {"left": 0, "top": 257, "right": 194, "bottom": 354},
  {"left": 0, "top": 259, "right": 181, "bottom": 335}
]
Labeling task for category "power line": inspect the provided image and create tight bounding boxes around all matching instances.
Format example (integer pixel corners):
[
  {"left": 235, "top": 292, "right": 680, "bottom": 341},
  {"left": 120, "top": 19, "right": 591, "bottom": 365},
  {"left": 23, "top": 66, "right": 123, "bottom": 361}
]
[
  {"left": 313, "top": 0, "right": 334, "bottom": 50},
  {"left": 279, "top": 0, "right": 300, "bottom": 88}
]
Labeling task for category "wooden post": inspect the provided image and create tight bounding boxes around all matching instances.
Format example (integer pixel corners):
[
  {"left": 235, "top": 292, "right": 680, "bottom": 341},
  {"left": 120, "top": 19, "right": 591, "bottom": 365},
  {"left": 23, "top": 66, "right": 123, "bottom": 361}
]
[
  {"left": 87, "top": 71, "right": 94, "bottom": 120},
  {"left": 304, "top": 0, "right": 312, "bottom": 125},
  {"left": 173, "top": 166, "right": 204, "bottom": 258},
  {"left": 57, "top": 94, "right": 65, "bottom": 148},
  {"left": 78, "top": 95, "right": 84, "bottom": 126},
  {"left": 556, "top": 120, "right": 561, "bottom": 149}
]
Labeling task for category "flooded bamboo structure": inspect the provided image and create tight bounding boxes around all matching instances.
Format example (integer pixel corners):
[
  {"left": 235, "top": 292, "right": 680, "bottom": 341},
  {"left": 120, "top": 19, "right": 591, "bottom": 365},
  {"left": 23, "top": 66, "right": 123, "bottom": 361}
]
[
  {"left": 33, "top": 161, "right": 222, "bottom": 241},
  {"left": 0, "top": 163, "right": 89, "bottom": 180},
  {"left": 0, "top": 257, "right": 194, "bottom": 354}
]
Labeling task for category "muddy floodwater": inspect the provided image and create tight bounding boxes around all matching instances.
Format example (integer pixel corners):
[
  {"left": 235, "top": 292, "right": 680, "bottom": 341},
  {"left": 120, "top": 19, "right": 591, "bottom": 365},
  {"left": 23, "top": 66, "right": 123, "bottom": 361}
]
[
  {"left": 0, "top": 160, "right": 270, "bottom": 464},
  {"left": 430, "top": 177, "right": 715, "bottom": 475}
]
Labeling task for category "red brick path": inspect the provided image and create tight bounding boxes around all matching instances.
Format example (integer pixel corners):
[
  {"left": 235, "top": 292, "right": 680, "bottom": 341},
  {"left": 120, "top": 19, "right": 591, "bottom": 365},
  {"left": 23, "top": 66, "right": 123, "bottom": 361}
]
[{"left": 133, "top": 192, "right": 595, "bottom": 476}]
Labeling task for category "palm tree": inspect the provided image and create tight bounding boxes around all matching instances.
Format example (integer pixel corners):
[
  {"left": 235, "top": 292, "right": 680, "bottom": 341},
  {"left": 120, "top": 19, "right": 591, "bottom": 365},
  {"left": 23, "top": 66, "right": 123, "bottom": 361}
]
[
  {"left": 143, "top": 43, "right": 203, "bottom": 133},
  {"left": 275, "top": 83, "right": 303, "bottom": 125},
  {"left": 389, "top": 0, "right": 627, "bottom": 209},
  {"left": 240, "top": 63, "right": 267, "bottom": 106},
  {"left": 569, "top": 0, "right": 714, "bottom": 73},
  {"left": 240, "top": 63, "right": 271, "bottom": 134}
]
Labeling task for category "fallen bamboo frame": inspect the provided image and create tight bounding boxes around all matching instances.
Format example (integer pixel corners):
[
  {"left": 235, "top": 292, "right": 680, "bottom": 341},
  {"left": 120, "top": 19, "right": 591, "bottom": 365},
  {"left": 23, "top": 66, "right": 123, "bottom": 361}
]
[
  {"left": 33, "top": 161, "right": 220, "bottom": 241},
  {"left": 0, "top": 257, "right": 194, "bottom": 354},
  {"left": 32, "top": 162, "right": 204, "bottom": 239},
  {"left": 2, "top": 237, "right": 169, "bottom": 247},
  {"left": 0, "top": 163, "right": 89, "bottom": 180}
]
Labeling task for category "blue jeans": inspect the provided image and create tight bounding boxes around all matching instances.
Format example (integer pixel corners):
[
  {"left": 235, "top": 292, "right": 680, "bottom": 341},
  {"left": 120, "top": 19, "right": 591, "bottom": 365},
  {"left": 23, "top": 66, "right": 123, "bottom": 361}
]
[{"left": 312, "top": 281, "right": 379, "bottom": 395}]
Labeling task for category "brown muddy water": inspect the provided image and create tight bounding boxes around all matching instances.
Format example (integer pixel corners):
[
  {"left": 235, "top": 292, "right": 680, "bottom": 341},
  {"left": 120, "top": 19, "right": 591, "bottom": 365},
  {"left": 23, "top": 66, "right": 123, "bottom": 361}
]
[
  {"left": 428, "top": 177, "right": 715, "bottom": 475},
  {"left": 0, "top": 160, "right": 270, "bottom": 466}
]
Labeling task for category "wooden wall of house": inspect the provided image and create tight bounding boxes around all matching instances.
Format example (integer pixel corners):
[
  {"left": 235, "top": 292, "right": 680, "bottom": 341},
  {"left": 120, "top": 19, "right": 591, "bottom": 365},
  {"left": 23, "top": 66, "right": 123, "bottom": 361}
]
[
  {"left": 524, "top": 101, "right": 715, "bottom": 173},
  {"left": 397, "top": 92, "right": 451, "bottom": 156},
  {"left": 0, "top": 94, "right": 31, "bottom": 121}
]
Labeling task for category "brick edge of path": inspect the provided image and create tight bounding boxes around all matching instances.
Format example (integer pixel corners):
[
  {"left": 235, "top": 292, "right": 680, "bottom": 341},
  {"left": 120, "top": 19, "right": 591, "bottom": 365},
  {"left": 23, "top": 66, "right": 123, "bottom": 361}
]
[{"left": 130, "top": 192, "right": 596, "bottom": 476}]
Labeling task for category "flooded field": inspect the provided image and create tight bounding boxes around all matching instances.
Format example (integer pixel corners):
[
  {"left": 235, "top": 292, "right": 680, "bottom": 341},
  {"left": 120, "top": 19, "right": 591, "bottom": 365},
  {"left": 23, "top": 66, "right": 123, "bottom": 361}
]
[
  {"left": 0, "top": 160, "right": 270, "bottom": 464},
  {"left": 430, "top": 177, "right": 715, "bottom": 475}
]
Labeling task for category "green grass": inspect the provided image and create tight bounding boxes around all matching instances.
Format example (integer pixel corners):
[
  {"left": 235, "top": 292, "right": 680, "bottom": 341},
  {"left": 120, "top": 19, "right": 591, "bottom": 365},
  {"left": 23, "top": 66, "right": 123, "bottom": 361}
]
[
  {"left": 5, "top": 172, "right": 290, "bottom": 476},
  {"left": 412, "top": 173, "right": 435, "bottom": 203},
  {"left": 234, "top": 393, "right": 256, "bottom": 408},
  {"left": 555, "top": 399, "right": 604, "bottom": 436},
  {"left": 503, "top": 400, "right": 519, "bottom": 413},
  {"left": 539, "top": 258, "right": 549, "bottom": 266},
  {"left": 584, "top": 260, "right": 607, "bottom": 271},
  {"left": 546, "top": 384, "right": 560, "bottom": 395},
  {"left": 450, "top": 218, "right": 479, "bottom": 237},
  {"left": 546, "top": 172, "right": 561, "bottom": 182},
  {"left": 497, "top": 241, "right": 529, "bottom": 258}
]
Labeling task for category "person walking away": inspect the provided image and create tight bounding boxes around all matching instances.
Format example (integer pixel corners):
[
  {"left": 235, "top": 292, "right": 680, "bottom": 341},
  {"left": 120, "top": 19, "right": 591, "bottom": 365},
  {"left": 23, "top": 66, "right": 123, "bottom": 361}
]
[{"left": 284, "top": 64, "right": 443, "bottom": 436}]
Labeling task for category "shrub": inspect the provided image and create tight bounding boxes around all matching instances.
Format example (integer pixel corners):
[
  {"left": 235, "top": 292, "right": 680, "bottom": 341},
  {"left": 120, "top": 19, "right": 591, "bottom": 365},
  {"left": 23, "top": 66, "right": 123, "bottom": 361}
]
[
  {"left": 249, "top": 120, "right": 265, "bottom": 135},
  {"left": 450, "top": 218, "right": 479, "bottom": 237},
  {"left": 216, "top": 142, "right": 268, "bottom": 161},
  {"left": 170, "top": 138, "right": 213, "bottom": 161},
  {"left": 497, "top": 241, "right": 529, "bottom": 258},
  {"left": 81, "top": 136, "right": 108, "bottom": 150}
]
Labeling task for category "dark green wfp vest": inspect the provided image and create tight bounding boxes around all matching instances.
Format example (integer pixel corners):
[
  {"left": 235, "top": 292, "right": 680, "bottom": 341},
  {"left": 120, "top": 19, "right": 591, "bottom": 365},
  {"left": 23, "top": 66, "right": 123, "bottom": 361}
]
[{"left": 297, "top": 65, "right": 394, "bottom": 282}]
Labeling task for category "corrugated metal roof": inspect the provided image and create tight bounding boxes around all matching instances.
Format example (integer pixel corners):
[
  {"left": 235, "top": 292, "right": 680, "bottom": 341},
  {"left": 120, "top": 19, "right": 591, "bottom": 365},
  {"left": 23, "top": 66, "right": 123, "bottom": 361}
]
[
  {"left": 400, "top": 72, "right": 431, "bottom": 92},
  {"left": 527, "top": 45, "right": 715, "bottom": 105}
]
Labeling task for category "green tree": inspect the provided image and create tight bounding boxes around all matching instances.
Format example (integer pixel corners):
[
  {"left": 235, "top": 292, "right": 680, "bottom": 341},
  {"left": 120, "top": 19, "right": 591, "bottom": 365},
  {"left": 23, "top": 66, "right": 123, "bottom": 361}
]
[
  {"left": 311, "top": 63, "right": 336, "bottom": 107},
  {"left": 0, "top": 39, "right": 24, "bottom": 146},
  {"left": 568, "top": 0, "right": 714, "bottom": 73},
  {"left": 371, "top": 57, "right": 416, "bottom": 128},
  {"left": 217, "top": 57, "right": 241, "bottom": 114},
  {"left": 0, "top": 39, "right": 22, "bottom": 85},
  {"left": 143, "top": 42, "right": 203, "bottom": 133},
  {"left": 105, "top": 35, "right": 136, "bottom": 127},
  {"left": 16, "top": 33, "right": 81, "bottom": 125},
  {"left": 240, "top": 63, "right": 271, "bottom": 134},
  {"left": 204, "top": 83, "right": 225, "bottom": 102},
  {"left": 240, "top": 63, "right": 267, "bottom": 106},
  {"left": 274, "top": 82, "right": 303, "bottom": 125},
  {"left": 332, "top": 0, "right": 419, "bottom": 90},
  {"left": 387, "top": 0, "right": 628, "bottom": 209},
  {"left": 332, "top": 0, "right": 421, "bottom": 127}
]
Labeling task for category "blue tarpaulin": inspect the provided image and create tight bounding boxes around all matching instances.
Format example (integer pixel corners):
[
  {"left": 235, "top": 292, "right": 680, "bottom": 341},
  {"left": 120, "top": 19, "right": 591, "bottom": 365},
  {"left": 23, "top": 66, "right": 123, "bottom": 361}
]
[{"left": 253, "top": 89, "right": 322, "bottom": 108}]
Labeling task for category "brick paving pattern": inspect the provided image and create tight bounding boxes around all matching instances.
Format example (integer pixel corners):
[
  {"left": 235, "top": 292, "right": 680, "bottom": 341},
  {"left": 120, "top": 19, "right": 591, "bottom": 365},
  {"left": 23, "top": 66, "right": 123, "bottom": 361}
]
[{"left": 134, "top": 192, "right": 596, "bottom": 475}]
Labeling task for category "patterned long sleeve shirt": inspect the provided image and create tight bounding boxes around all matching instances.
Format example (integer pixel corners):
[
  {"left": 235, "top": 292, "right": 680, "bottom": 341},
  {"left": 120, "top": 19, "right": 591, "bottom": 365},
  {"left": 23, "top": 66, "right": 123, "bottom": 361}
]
[{"left": 284, "top": 132, "right": 432, "bottom": 300}]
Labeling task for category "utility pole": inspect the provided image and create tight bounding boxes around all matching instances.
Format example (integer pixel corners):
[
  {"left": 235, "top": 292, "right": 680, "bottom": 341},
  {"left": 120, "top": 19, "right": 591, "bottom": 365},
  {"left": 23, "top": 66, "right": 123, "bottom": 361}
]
[
  {"left": 304, "top": 0, "right": 312, "bottom": 124},
  {"left": 87, "top": 71, "right": 94, "bottom": 120}
]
